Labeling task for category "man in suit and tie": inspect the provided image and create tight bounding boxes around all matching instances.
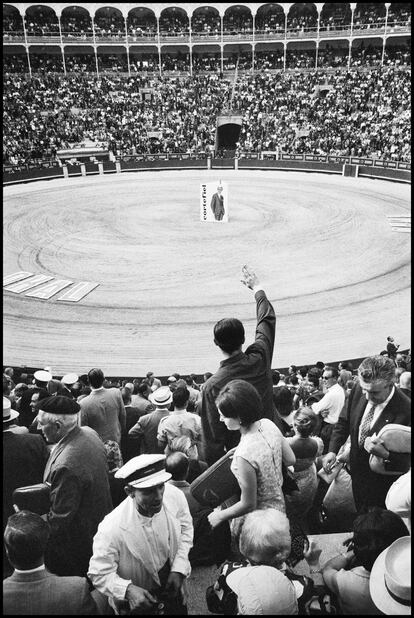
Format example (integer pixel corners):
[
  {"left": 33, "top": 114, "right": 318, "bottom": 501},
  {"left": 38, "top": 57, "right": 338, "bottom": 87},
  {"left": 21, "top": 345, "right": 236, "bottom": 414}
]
[
  {"left": 210, "top": 185, "right": 225, "bottom": 221},
  {"left": 322, "top": 355, "right": 411, "bottom": 512},
  {"left": 3, "top": 510, "right": 100, "bottom": 615},
  {"left": 36, "top": 396, "right": 113, "bottom": 577}
]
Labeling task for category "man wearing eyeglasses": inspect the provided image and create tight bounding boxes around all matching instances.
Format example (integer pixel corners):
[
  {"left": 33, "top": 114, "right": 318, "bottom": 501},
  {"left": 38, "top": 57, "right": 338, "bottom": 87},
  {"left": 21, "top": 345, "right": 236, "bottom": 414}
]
[{"left": 311, "top": 366, "right": 344, "bottom": 454}]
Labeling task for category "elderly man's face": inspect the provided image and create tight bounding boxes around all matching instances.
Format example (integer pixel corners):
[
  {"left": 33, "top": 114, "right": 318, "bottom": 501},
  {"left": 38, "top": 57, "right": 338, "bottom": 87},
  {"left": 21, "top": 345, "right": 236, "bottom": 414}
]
[
  {"left": 128, "top": 483, "right": 165, "bottom": 517},
  {"left": 36, "top": 410, "right": 60, "bottom": 443},
  {"left": 359, "top": 378, "right": 393, "bottom": 405}
]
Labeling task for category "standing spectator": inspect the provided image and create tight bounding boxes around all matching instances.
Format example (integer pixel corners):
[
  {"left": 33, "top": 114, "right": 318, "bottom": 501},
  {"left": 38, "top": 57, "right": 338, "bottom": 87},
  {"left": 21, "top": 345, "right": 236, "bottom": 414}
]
[
  {"left": 88, "top": 454, "right": 193, "bottom": 615},
  {"left": 3, "top": 398, "right": 49, "bottom": 577},
  {"left": 200, "top": 265, "right": 282, "bottom": 465},
  {"left": 60, "top": 373, "right": 78, "bottom": 399},
  {"left": 130, "top": 382, "right": 156, "bottom": 416},
  {"left": 321, "top": 507, "right": 409, "bottom": 615},
  {"left": 3, "top": 367, "right": 15, "bottom": 392},
  {"left": 18, "top": 370, "right": 51, "bottom": 429},
  {"left": 386, "top": 470, "right": 411, "bottom": 533},
  {"left": 36, "top": 396, "right": 113, "bottom": 577},
  {"left": 207, "top": 380, "right": 295, "bottom": 542},
  {"left": 3, "top": 511, "right": 101, "bottom": 615},
  {"left": 285, "top": 407, "right": 324, "bottom": 532},
  {"left": 144, "top": 371, "right": 161, "bottom": 392},
  {"left": 386, "top": 336, "right": 400, "bottom": 359},
  {"left": 10, "top": 382, "right": 29, "bottom": 412},
  {"left": 157, "top": 386, "right": 202, "bottom": 459},
  {"left": 184, "top": 375, "right": 200, "bottom": 412},
  {"left": 323, "top": 355, "right": 411, "bottom": 511},
  {"left": 79, "top": 368, "right": 126, "bottom": 448},
  {"left": 128, "top": 386, "right": 172, "bottom": 454},
  {"left": 120, "top": 386, "right": 147, "bottom": 462},
  {"left": 273, "top": 386, "right": 295, "bottom": 436},
  {"left": 312, "top": 366, "right": 345, "bottom": 454}
]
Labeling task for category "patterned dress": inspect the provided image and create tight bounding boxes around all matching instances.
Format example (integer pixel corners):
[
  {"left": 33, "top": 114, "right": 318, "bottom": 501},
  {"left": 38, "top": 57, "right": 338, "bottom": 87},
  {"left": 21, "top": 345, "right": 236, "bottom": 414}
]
[{"left": 229, "top": 418, "right": 285, "bottom": 539}]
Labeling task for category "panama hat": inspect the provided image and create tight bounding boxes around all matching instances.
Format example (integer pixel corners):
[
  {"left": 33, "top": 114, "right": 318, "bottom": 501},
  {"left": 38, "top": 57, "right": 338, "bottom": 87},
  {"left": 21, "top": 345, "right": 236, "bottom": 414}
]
[
  {"left": 149, "top": 386, "right": 172, "bottom": 406},
  {"left": 227, "top": 566, "right": 298, "bottom": 615},
  {"left": 114, "top": 454, "right": 171, "bottom": 489},
  {"left": 3, "top": 397, "right": 19, "bottom": 423},
  {"left": 369, "top": 536, "right": 411, "bottom": 615}
]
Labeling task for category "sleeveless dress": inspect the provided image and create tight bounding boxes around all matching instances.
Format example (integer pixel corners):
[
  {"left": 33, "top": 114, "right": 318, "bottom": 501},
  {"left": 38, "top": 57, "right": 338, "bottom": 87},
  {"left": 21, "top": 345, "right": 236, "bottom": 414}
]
[
  {"left": 229, "top": 418, "right": 286, "bottom": 539},
  {"left": 285, "top": 435, "right": 324, "bottom": 527}
]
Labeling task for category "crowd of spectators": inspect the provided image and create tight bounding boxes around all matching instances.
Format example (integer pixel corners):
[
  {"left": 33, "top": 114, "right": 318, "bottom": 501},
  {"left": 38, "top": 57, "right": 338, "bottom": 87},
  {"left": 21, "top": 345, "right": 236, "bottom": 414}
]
[
  {"left": 3, "top": 63, "right": 411, "bottom": 166},
  {"left": 3, "top": 263, "right": 411, "bottom": 614}
]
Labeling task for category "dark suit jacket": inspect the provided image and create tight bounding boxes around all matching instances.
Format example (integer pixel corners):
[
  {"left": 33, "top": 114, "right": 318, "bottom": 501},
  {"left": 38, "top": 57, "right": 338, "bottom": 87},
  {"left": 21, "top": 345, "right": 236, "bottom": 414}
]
[
  {"left": 3, "top": 431, "right": 49, "bottom": 526},
  {"left": 329, "top": 382, "right": 411, "bottom": 510},
  {"left": 210, "top": 192, "right": 225, "bottom": 220},
  {"left": 199, "top": 290, "right": 283, "bottom": 465},
  {"left": 44, "top": 425, "right": 113, "bottom": 576},
  {"left": 3, "top": 568, "right": 98, "bottom": 615}
]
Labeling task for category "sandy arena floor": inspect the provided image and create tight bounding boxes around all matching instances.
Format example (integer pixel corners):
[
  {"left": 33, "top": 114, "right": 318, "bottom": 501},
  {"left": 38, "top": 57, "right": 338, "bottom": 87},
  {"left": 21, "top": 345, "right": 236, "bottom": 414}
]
[{"left": 3, "top": 169, "right": 411, "bottom": 376}]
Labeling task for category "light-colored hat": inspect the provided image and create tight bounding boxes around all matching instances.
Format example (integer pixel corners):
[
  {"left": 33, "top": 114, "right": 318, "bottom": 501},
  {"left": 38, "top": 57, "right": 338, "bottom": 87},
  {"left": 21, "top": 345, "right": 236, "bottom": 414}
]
[
  {"left": 115, "top": 454, "right": 171, "bottom": 489},
  {"left": 369, "top": 536, "right": 411, "bottom": 615},
  {"left": 34, "top": 370, "right": 52, "bottom": 383},
  {"left": 3, "top": 397, "right": 19, "bottom": 423},
  {"left": 61, "top": 373, "right": 79, "bottom": 386},
  {"left": 227, "top": 566, "right": 298, "bottom": 615},
  {"left": 167, "top": 375, "right": 177, "bottom": 383},
  {"left": 149, "top": 386, "right": 172, "bottom": 406},
  {"left": 125, "top": 382, "right": 134, "bottom": 392}
]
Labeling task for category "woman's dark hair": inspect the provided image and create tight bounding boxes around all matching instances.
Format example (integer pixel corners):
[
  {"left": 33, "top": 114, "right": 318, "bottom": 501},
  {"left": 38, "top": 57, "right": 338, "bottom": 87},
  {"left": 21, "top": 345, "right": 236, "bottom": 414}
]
[
  {"left": 273, "top": 386, "right": 293, "bottom": 417},
  {"left": 215, "top": 379, "right": 262, "bottom": 426},
  {"left": 352, "top": 507, "right": 409, "bottom": 571},
  {"left": 293, "top": 406, "right": 318, "bottom": 437}
]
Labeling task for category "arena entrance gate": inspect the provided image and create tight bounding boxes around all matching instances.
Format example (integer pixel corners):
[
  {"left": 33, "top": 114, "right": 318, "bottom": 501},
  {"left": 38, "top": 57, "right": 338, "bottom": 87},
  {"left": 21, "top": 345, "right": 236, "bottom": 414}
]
[{"left": 215, "top": 114, "right": 243, "bottom": 157}]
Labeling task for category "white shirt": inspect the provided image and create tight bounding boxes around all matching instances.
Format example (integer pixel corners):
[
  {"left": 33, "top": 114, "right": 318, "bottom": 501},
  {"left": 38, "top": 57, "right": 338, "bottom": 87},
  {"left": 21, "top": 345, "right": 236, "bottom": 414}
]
[
  {"left": 385, "top": 470, "right": 411, "bottom": 533},
  {"left": 357, "top": 385, "right": 395, "bottom": 443},
  {"left": 312, "top": 383, "right": 345, "bottom": 424}
]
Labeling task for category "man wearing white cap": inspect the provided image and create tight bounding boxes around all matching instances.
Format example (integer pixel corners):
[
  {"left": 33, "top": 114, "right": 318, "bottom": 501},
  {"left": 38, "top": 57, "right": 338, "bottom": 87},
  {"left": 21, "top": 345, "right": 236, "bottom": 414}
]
[
  {"left": 88, "top": 454, "right": 193, "bottom": 615},
  {"left": 60, "top": 373, "right": 78, "bottom": 399}
]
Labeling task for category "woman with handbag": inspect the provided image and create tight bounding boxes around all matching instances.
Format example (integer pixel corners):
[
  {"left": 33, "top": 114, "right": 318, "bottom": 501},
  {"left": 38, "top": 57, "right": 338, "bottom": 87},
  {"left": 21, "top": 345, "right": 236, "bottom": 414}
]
[{"left": 207, "top": 380, "right": 296, "bottom": 542}]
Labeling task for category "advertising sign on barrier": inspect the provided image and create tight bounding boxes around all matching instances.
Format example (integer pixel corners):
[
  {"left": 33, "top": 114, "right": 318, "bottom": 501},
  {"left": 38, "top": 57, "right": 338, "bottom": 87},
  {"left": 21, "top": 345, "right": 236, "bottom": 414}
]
[
  {"left": 328, "top": 156, "right": 350, "bottom": 163},
  {"left": 200, "top": 181, "right": 229, "bottom": 223},
  {"left": 305, "top": 155, "right": 328, "bottom": 162}
]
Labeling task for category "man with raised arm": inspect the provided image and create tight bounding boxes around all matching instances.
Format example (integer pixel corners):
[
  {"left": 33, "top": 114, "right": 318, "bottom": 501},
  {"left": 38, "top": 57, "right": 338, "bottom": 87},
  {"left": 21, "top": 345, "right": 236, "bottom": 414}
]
[{"left": 199, "top": 265, "right": 282, "bottom": 465}]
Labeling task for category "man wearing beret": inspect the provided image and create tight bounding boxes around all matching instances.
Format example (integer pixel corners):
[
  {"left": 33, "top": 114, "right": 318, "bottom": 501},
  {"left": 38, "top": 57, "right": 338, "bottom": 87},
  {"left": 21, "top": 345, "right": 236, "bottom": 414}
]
[
  {"left": 88, "top": 454, "right": 193, "bottom": 615},
  {"left": 36, "top": 395, "right": 113, "bottom": 577}
]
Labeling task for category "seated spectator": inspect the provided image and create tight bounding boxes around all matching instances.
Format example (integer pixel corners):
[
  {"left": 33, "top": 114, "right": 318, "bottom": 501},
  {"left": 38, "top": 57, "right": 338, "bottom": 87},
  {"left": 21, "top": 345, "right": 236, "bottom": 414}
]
[
  {"left": 128, "top": 385, "right": 172, "bottom": 454},
  {"left": 3, "top": 510, "right": 103, "bottom": 615},
  {"left": 321, "top": 507, "right": 409, "bottom": 614},
  {"left": 294, "top": 367, "right": 323, "bottom": 409},
  {"left": 207, "top": 508, "right": 314, "bottom": 614},
  {"left": 157, "top": 386, "right": 202, "bottom": 459},
  {"left": 285, "top": 407, "right": 324, "bottom": 532},
  {"left": 369, "top": 536, "right": 411, "bottom": 615}
]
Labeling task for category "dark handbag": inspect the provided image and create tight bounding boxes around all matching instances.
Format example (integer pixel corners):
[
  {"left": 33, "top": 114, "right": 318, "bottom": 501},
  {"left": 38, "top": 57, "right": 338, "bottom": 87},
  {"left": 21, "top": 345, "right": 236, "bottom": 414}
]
[
  {"left": 190, "top": 448, "right": 240, "bottom": 507},
  {"left": 12, "top": 482, "right": 51, "bottom": 515}
]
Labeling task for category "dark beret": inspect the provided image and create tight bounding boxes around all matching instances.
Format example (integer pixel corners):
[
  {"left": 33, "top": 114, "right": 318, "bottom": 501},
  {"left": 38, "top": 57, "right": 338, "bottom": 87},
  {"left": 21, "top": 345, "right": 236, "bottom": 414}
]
[{"left": 35, "top": 395, "right": 80, "bottom": 415}]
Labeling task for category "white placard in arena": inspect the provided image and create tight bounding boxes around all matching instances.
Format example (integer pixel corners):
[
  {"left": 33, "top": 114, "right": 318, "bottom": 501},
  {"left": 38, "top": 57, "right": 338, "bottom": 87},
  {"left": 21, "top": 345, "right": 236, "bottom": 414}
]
[{"left": 200, "top": 181, "right": 229, "bottom": 222}]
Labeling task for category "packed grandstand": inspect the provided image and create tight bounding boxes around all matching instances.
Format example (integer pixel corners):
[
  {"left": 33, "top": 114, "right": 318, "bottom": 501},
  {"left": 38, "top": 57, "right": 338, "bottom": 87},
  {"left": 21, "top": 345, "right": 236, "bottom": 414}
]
[{"left": 2, "top": 2, "right": 412, "bottom": 616}]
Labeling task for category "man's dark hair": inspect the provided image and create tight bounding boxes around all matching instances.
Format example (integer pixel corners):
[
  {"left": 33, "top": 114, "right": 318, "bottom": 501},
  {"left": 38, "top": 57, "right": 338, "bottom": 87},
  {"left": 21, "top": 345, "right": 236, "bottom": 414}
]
[
  {"left": 4, "top": 511, "right": 50, "bottom": 570},
  {"left": 203, "top": 372, "right": 213, "bottom": 382},
  {"left": 137, "top": 382, "right": 149, "bottom": 396},
  {"left": 324, "top": 366, "right": 339, "bottom": 380},
  {"left": 273, "top": 386, "right": 294, "bottom": 417},
  {"left": 121, "top": 387, "right": 132, "bottom": 405},
  {"left": 307, "top": 368, "right": 320, "bottom": 388},
  {"left": 214, "top": 318, "right": 245, "bottom": 354},
  {"left": 352, "top": 507, "right": 409, "bottom": 571},
  {"left": 272, "top": 370, "right": 281, "bottom": 386},
  {"left": 339, "top": 360, "right": 353, "bottom": 372},
  {"left": 165, "top": 452, "right": 189, "bottom": 481},
  {"left": 173, "top": 386, "right": 190, "bottom": 409},
  {"left": 88, "top": 368, "right": 105, "bottom": 388},
  {"left": 315, "top": 361, "right": 325, "bottom": 371},
  {"left": 3, "top": 376, "right": 10, "bottom": 395},
  {"left": 299, "top": 366, "right": 308, "bottom": 378},
  {"left": 184, "top": 375, "right": 193, "bottom": 386}
]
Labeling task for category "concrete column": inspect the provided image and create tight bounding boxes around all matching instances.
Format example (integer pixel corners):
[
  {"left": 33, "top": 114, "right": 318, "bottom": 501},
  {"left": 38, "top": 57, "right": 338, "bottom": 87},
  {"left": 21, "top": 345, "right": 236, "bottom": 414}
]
[
  {"left": 80, "top": 163, "right": 86, "bottom": 176},
  {"left": 62, "top": 165, "right": 69, "bottom": 178},
  {"left": 116, "top": 160, "right": 121, "bottom": 173},
  {"left": 98, "top": 162, "right": 104, "bottom": 175}
]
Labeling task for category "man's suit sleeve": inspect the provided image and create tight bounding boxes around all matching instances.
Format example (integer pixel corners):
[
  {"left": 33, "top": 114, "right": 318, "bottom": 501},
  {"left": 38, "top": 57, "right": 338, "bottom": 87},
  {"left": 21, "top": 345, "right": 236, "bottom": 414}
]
[
  {"left": 47, "top": 466, "right": 82, "bottom": 535},
  {"left": 328, "top": 382, "right": 355, "bottom": 454},
  {"left": 200, "top": 384, "right": 228, "bottom": 465},
  {"left": 117, "top": 391, "right": 126, "bottom": 436},
  {"left": 245, "top": 290, "right": 276, "bottom": 365}
]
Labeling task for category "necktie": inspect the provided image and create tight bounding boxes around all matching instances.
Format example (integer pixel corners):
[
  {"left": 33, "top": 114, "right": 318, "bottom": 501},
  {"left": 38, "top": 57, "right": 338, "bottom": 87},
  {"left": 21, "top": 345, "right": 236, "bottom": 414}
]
[{"left": 359, "top": 403, "right": 377, "bottom": 447}]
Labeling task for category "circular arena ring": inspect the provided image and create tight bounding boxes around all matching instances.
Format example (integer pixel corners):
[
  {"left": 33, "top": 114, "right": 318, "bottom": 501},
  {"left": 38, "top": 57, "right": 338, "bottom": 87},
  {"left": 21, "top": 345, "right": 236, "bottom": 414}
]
[{"left": 3, "top": 169, "right": 411, "bottom": 376}]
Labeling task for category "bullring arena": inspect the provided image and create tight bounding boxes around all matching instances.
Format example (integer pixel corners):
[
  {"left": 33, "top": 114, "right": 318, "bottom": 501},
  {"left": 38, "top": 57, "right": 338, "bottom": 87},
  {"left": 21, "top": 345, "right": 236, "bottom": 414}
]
[{"left": 3, "top": 168, "right": 411, "bottom": 376}]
